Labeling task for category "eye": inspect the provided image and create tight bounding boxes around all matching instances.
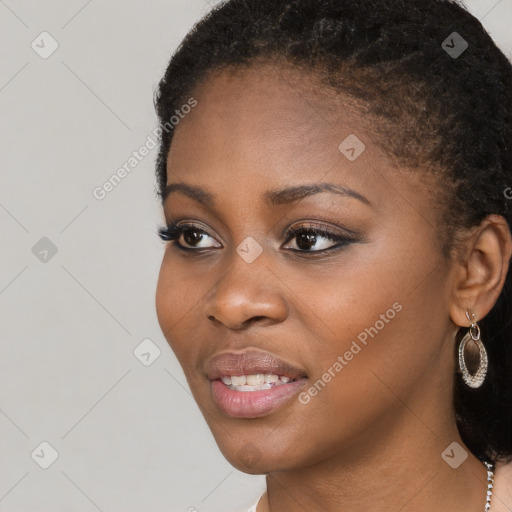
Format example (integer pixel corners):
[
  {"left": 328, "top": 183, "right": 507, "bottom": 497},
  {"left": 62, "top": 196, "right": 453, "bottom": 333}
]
[
  {"left": 282, "top": 224, "right": 356, "bottom": 253},
  {"left": 157, "top": 222, "right": 222, "bottom": 251},
  {"left": 157, "top": 220, "right": 358, "bottom": 254}
]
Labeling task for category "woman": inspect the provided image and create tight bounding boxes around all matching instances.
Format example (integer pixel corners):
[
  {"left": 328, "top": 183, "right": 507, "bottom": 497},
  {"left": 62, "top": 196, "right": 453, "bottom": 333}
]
[{"left": 153, "top": 1, "right": 512, "bottom": 510}]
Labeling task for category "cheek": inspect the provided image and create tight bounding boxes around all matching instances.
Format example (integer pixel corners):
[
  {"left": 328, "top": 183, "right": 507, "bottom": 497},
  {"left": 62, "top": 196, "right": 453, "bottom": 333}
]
[
  {"left": 296, "top": 241, "right": 451, "bottom": 414},
  {"left": 155, "top": 257, "right": 176, "bottom": 336},
  {"left": 155, "top": 256, "right": 196, "bottom": 358},
  {"left": 155, "top": 253, "right": 219, "bottom": 380},
  {"left": 298, "top": 230, "right": 440, "bottom": 349},
  {"left": 153, "top": 232, "right": 453, "bottom": 471}
]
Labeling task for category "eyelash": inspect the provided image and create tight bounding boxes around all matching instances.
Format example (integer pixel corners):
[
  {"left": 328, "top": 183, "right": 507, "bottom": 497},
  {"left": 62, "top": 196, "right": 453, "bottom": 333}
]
[{"left": 157, "top": 220, "right": 357, "bottom": 255}]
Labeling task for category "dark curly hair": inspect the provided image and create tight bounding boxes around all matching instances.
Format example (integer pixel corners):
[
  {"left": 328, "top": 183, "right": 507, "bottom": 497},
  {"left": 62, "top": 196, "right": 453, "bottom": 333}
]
[{"left": 154, "top": 0, "right": 512, "bottom": 463}]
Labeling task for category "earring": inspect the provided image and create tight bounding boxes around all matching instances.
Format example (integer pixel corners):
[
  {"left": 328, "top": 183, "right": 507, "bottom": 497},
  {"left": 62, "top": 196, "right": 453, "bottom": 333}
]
[{"left": 458, "top": 310, "right": 488, "bottom": 388}]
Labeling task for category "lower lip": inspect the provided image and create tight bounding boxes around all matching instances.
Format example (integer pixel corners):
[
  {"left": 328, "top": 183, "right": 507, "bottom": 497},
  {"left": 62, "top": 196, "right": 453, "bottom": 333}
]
[{"left": 210, "top": 378, "right": 307, "bottom": 418}]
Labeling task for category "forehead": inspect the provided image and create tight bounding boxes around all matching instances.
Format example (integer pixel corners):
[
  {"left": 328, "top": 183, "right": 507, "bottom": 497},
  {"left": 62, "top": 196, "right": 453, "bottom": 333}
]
[
  {"left": 164, "top": 62, "right": 440, "bottom": 225},
  {"left": 167, "top": 63, "right": 382, "bottom": 185},
  {"left": 173, "top": 61, "right": 364, "bottom": 149}
]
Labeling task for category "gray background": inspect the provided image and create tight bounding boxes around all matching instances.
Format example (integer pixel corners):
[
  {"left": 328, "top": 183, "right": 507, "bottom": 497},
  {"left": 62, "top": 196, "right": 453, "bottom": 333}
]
[{"left": 0, "top": 1, "right": 511, "bottom": 511}]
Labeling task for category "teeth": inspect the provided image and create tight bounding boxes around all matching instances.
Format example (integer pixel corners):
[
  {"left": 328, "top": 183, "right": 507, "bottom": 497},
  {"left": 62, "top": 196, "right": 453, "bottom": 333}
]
[
  {"left": 233, "top": 383, "right": 273, "bottom": 392},
  {"left": 230, "top": 375, "right": 246, "bottom": 386},
  {"left": 246, "top": 374, "right": 265, "bottom": 385},
  {"left": 220, "top": 373, "right": 296, "bottom": 391}
]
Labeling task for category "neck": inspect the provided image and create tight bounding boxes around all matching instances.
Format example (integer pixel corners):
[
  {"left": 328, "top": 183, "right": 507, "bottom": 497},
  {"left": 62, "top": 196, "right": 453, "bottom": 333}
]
[{"left": 260, "top": 398, "right": 489, "bottom": 512}]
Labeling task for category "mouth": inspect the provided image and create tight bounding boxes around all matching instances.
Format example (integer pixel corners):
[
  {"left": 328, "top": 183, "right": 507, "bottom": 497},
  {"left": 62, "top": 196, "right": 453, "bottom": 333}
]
[
  {"left": 218, "top": 373, "right": 300, "bottom": 392},
  {"left": 205, "top": 349, "right": 308, "bottom": 418},
  {"left": 206, "top": 349, "right": 307, "bottom": 381}
]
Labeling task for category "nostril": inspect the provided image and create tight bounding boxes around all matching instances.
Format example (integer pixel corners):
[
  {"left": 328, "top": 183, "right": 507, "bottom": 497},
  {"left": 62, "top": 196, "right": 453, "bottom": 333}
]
[{"left": 245, "top": 316, "right": 267, "bottom": 328}]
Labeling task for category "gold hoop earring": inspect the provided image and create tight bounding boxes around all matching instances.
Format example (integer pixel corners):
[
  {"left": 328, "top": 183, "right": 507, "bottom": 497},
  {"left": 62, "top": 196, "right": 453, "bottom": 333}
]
[{"left": 458, "top": 310, "right": 488, "bottom": 388}]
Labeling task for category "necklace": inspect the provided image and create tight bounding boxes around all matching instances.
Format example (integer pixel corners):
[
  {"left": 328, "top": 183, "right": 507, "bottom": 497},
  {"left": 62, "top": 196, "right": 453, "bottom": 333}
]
[
  {"left": 482, "top": 459, "right": 495, "bottom": 511},
  {"left": 256, "top": 459, "right": 496, "bottom": 511}
]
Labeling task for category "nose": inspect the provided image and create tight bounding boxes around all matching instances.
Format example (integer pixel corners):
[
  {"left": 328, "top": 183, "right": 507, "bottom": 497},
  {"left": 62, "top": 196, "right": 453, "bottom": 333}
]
[{"left": 203, "top": 249, "right": 288, "bottom": 331}]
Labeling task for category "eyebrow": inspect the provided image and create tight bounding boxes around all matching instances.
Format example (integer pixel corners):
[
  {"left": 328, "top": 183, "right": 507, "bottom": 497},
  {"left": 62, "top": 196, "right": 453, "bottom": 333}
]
[{"left": 161, "top": 182, "right": 371, "bottom": 208}]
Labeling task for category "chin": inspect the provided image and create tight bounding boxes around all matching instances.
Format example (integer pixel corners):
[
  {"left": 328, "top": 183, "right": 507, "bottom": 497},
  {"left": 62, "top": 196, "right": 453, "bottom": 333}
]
[{"left": 212, "top": 433, "right": 301, "bottom": 474}]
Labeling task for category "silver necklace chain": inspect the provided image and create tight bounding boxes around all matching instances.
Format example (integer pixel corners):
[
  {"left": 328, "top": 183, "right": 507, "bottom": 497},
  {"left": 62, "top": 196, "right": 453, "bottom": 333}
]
[{"left": 482, "top": 460, "right": 495, "bottom": 511}]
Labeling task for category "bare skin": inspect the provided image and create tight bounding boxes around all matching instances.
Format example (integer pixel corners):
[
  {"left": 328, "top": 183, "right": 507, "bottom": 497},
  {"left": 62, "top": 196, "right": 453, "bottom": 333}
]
[{"left": 155, "top": 62, "right": 512, "bottom": 512}]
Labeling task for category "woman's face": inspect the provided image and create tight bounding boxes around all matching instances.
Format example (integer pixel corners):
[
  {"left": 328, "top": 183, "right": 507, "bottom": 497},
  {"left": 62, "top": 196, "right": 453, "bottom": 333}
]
[{"left": 155, "top": 63, "right": 458, "bottom": 473}]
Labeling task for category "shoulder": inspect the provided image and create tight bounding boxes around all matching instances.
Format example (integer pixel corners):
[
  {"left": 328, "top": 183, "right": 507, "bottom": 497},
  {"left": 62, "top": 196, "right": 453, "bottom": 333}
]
[
  {"left": 491, "top": 458, "right": 512, "bottom": 512},
  {"left": 240, "top": 493, "right": 264, "bottom": 512},
  {"left": 240, "top": 490, "right": 265, "bottom": 512},
  {"left": 240, "top": 504, "right": 257, "bottom": 512}
]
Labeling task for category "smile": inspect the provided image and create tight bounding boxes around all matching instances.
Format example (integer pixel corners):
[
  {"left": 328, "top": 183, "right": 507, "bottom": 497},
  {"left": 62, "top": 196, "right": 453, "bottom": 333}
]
[
  {"left": 220, "top": 373, "right": 297, "bottom": 391},
  {"left": 210, "top": 376, "right": 307, "bottom": 418}
]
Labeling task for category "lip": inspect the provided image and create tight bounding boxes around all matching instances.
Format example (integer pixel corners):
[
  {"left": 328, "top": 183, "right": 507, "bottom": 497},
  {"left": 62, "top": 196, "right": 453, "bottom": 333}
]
[
  {"left": 205, "top": 349, "right": 307, "bottom": 381},
  {"left": 210, "top": 378, "right": 308, "bottom": 418},
  {"left": 205, "top": 349, "right": 308, "bottom": 418}
]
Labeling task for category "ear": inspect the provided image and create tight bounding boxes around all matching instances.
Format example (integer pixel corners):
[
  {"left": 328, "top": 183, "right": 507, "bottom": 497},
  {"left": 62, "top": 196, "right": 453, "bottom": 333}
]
[{"left": 450, "top": 214, "right": 512, "bottom": 327}]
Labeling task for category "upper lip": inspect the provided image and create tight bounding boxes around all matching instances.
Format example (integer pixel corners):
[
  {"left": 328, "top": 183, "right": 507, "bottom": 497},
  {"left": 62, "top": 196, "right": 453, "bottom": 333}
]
[{"left": 205, "top": 350, "right": 307, "bottom": 380}]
